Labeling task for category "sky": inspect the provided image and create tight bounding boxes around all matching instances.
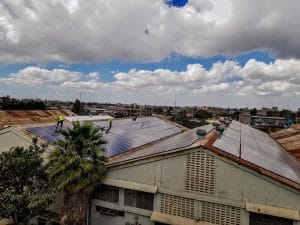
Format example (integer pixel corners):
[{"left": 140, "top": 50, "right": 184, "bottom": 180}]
[{"left": 0, "top": 0, "right": 299, "bottom": 110}]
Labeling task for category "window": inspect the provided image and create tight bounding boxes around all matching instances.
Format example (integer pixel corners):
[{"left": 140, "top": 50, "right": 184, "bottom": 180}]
[
  {"left": 93, "top": 185, "right": 119, "bottom": 203},
  {"left": 249, "top": 213, "right": 292, "bottom": 225},
  {"left": 95, "top": 206, "right": 124, "bottom": 217},
  {"left": 124, "top": 189, "right": 154, "bottom": 210}
]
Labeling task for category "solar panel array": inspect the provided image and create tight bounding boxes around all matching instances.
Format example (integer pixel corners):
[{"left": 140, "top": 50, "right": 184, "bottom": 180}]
[
  {"left": 111, "top": 124, "right": 214, "bottom": 164},
  {"left": 26, "top": 118, "right": 182, "bottom": 157},
  {"left": 213, "top": 122, "right": 241, "bottom": 157},
  {"left": 26, "top": 124, "right": 70, "bottom": 142},
  {"left": 213, "top": 121, "right": 300, "bottom": 184},
  {"left": 93, "top": 117, "right": 182, "bottom": 157}
]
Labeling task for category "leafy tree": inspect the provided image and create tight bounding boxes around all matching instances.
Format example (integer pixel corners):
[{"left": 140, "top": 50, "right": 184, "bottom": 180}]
[
  {"left": 194, "top": 109, "right": 213, "bottom": 120},
  {"left": 47, "top": 121, "right": 107, "bottom": 225},
  {"left": 0, "top": 140, "right": 55, "bottom": 225},
  {"left": 250, "top": 108, "right": 257, "bottom": 116},
  {"left": 0, "top": 96, "right": 46, "bottom": 110},
  {"left": 266, "top": 110, "right": 277, "bottom": 117},
  {"left": 171, "top": 110, "right": 208, "bottom": 128},
  {"left": 72, "top": 99, "right": 83, "bottom": 114}
]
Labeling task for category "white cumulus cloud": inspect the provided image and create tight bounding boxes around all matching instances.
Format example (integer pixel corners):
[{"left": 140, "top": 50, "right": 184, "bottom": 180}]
[
  {"left": 0, "top": 58, "right": 299, "bottom": 108},
  {"left": 0, "top": 0, "right": 300, "bottom": 64}
]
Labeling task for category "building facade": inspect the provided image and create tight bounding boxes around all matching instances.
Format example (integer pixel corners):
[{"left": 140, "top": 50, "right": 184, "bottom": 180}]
[{"left": 90, "top": 125, "right": 300, "bottom": 225}]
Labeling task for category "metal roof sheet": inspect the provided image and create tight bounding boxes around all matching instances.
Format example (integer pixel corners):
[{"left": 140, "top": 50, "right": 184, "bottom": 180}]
[
  {"left": 270, "top": 125, "right": 300, "bottom": 162},
  {"left": 65, "top": 115, "right": 112, "bottom": 122},
  {"left": 214, "top": 121, "right": 300, "bottom": 184}
]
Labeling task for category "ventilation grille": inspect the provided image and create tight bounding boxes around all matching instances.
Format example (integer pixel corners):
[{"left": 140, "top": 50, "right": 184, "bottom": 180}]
[
  {"left": 201, "top": 201, "right": 241, "bottom": 225},
  {"left": 160, "top": 194, "right": 195, "bottom": 219},
  {"left": 185, "top": 151, "right": 215, "bottom": 194}
]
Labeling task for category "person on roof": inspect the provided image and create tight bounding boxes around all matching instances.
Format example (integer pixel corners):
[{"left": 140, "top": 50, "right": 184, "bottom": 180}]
[
  {"left": 106, "top": 117, "right": 113, "bottom": 134},
  {"left": 55, "top": 114, "right": 64, "bottom": 133}
]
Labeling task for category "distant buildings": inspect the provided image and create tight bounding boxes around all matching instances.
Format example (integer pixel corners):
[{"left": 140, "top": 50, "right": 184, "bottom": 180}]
[{"left": 239, "top": 113, "right": 292, "bottom": 128}]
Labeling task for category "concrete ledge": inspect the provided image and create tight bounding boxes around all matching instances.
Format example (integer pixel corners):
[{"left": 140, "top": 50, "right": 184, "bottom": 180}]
[
  {"left": 102, "top": 178, "right": 157, "bottom": 193},
  {"left": 150, "top": 212, "right": 217, "bottom": 225},
  {"left": 246, "top": 202, "right": 300, "bottom": 221}
]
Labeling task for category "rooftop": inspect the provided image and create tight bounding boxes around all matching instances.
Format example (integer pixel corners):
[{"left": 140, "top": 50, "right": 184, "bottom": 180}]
[
  {"left": 0, "top": 110, "right": 74, "bottom": 128},
  {"left": 270, "top": 124, "right": 300, "bottom": 162},
  {"left": 108, "top": 120, "right": 300, "bottom": 190},
  {"left": 6, "top": 112, "right": 300, "bottom": 190},
  {"left": 25, "top": 117, "right": 183, "bottom": 157}
]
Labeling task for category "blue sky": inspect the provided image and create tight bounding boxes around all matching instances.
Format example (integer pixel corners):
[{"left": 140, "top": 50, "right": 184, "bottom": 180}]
[
  {"left": 0, "top": 50, "right": 275, "bottom": 82},
  {"left": 0, "top": 0, "right": 299, "bottom": 109}
]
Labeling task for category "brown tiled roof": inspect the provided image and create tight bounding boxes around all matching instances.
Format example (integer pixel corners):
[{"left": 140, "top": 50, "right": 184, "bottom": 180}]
[
  {"left": 271, "top": 124, "right": 300, "bottom": 162},
  {"left": 0, "top": 110, "right": 74, "bottom": 128}
]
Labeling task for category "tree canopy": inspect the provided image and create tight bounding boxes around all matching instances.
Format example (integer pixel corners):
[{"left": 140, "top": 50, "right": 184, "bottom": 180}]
[{"left": 0, "top": 140, "right": 55, "bottom": 225}]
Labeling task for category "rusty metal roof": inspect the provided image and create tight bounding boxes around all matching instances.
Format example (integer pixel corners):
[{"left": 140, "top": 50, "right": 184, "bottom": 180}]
[
  {"left": 271, "top": 124, "right": 300, "bottom": 162},
  {"left": 0, "top": 110, "right": 74, "bottom": 128}
]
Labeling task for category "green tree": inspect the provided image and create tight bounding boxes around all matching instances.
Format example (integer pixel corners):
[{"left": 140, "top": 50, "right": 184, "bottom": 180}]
[
  {"left": 0, "top": 140, "right": 55, "bottom": 225},
  {"left": 47, "top": 121, "right": 107, "bottom": 225},
  {"left": 72, "top": 99, "right": 83, "bottom": 114},
  {"left": 194, "top": 109, "right": 213, "bottom": 120},
  {"left": 250, "top": 108, "right": 257, "bottom": 116}
]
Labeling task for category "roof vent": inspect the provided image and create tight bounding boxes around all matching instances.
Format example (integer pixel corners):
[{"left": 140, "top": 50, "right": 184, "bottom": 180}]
[
  {"left": 224, "top": 120, "right": 231, "bottom": 126},
  {"left": 196, "top": 129, "right": 206, "bottom": 140},
  {"left": 212, "top": 121, "right": 220, "bottom": 127},
  {"left": 216, "top": 126, "right": 224, "bottom": 137}
]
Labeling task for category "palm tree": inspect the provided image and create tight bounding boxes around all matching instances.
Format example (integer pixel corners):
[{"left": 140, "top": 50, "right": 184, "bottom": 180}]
[{"left": 47, "top": 121, "right": 107, "bottom": 225}]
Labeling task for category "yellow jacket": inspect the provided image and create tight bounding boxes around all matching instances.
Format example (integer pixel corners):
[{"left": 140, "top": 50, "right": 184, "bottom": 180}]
[{"left": 57, "top": 115, "right": 64, "bottom": 122}]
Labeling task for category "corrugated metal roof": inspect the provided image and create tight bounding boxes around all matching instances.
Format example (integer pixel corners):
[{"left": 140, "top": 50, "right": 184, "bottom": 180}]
[
  {"left": 270, "top": 124, "right": 300, "bottom": 162},
  {"left": 0, "top": 110, "right": 74, "bottom": 128}
]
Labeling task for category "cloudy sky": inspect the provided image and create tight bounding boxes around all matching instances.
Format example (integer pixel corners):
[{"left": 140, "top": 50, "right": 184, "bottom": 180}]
[{"left": 0, "top": 0, "right": 299, "bottom": 109}]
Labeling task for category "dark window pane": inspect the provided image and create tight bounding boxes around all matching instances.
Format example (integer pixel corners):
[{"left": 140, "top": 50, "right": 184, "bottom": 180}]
[
  {"left": 94, "top": 185, "right": 119, "bottom": 203},
  {"left": 124, "top": 189, "right": 153, "bottom": 210},
  {"left": 250, "top": 212, "right": 293, "bottom": 225},
  {"left": 124, "top": 189, "right": 137, "bottom": 207},
  {"left": 95, "top": 206, "right": 124, "bottom": 217},
  {"left": 136, "top": 191, "right": 154, "bottom": 210}
]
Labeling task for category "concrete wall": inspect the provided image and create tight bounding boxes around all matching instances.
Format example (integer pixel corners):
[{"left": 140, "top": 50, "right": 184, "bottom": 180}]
[{"left": 91, "top": 148, "right": 300, "bottom": 225}]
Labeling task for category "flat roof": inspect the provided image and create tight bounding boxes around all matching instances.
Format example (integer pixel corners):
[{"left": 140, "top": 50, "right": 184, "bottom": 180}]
[{"left": 65, "top": 115, "right": 112, "bottom": 122}]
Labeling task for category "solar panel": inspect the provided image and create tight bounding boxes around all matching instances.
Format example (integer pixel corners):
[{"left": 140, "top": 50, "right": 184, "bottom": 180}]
[
  {"left": 93, "top": 117, "right": 182, "bottom": 157},
  {"left": 213, "top": 135, "right": 240, "bottom": 157},
  {"left": 27, "top": 118, "right": 182, "bottom": 157},
  {"left": 212, "top": 121, "right": 300, "bottom": 184},
  {"left": 26, "top": 124, "right": 71, "bottom": 142},
  {"left": 240, "top": 123, "right": 300, "bottom": 184},
  {"left": 111, "top": 127, "right": 201, "bottom": 163}
]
